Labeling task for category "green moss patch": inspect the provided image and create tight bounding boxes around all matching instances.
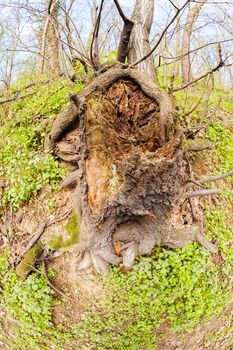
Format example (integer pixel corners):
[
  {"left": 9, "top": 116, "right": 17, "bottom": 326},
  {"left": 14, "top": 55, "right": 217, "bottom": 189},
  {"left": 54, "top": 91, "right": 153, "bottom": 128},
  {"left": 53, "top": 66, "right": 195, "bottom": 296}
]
[
  {"left": 15, "top": 242, "right": 43, "bottom": 280},
  {"left": 48, "top": 209, "right": 80, "bottom": 250}
]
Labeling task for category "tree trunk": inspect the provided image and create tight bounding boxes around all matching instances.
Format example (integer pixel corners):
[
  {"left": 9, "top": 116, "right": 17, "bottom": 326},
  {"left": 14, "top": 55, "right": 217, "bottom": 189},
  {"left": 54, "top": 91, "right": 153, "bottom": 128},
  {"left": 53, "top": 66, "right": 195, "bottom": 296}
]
[
  {"left": 44, "top": 1, "right": 216, "bottom": 274},
  {"left": 181, "top": 1, "right": 207, "bottom": 84},
  {"left": 40, "top": 0, "right": 60, "bottom": 75},
  {"left": 128, "top": 0, "right": 156, "bottom": 81},
  {"left": 171, "top": 10, "right": 181, "bottom": 79}
]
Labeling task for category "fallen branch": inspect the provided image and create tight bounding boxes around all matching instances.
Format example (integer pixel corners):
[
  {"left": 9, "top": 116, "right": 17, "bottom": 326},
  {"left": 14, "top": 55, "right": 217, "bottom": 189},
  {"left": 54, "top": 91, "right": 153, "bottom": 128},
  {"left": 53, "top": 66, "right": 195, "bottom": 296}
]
[
  {"left": 186, "top": 168, "right": 233, "bottom": 189},
  {"left": 184, "top": 188, "right": 221, "bottom": 199},
  {"left": 197, "top": 169, "right": 233, "bottom": 185},
  {"left": 15, "top": 223, "right": 47, "bottom": 266}
]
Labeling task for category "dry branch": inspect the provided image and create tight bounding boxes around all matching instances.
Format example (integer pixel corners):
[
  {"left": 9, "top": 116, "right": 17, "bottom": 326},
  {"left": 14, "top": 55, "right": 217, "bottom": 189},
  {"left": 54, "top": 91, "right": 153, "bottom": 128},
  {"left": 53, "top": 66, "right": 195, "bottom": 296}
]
[
  {"left": 184, "top": 188, "right": 221, "bottom": 199},
  {"left": 186, "top": 168, "right": 233, "bottom": 190},
  {"left": 41, "top": 260, "right": 67, "bottom": 298},
  {"left": 0, "top": 92, "right": 36, "bottom": 105},
  {"left": 197, "top": 169, "right": 233, "bottom": 185}
]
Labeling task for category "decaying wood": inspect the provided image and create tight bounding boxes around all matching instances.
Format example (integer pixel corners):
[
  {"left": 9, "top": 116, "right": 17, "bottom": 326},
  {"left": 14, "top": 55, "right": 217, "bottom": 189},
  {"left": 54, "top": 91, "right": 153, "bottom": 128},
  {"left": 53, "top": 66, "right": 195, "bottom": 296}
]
[
  {"left": 44, "top": 67, "right": 175, "bottom": 150},
  {"left": 46, "top": 66, "right": 218, "bottom": 274}
]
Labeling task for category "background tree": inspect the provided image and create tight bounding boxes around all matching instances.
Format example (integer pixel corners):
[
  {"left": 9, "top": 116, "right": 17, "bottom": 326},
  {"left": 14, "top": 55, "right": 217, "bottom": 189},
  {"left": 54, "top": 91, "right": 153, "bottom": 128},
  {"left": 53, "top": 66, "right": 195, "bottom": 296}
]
[
  {"left": 40, "top": 0, "right": 60, "bottom": 75},
  {"left": 181, "top": 0, "right": 207, "bottom": 84},
  {"left": 128, "top": 0, "right": 156, "bottom": 80}
]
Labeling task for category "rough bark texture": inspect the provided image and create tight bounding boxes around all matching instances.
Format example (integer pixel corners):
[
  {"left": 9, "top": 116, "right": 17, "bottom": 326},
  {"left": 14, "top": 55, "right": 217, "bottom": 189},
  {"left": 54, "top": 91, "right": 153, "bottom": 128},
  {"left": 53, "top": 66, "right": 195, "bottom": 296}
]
[
  {"left": 128, "top": 0, "right": 156, "bottom": 80},
  {"left": 181, "top": 1, "right": 207, "bottom": 84},
  {"left": 45, "top": 66, "right": 216, "bottom": 274},
  {"left": 46, "top": 0, "right": 60, "bottom": 75}
]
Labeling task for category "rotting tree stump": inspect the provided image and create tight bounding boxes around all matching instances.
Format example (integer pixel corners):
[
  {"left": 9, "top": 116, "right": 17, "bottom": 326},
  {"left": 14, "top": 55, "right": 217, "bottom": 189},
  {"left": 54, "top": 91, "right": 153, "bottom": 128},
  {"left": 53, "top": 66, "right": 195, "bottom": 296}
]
[{"left": 45, "top": 66, "right": 217, "bottom": 274}]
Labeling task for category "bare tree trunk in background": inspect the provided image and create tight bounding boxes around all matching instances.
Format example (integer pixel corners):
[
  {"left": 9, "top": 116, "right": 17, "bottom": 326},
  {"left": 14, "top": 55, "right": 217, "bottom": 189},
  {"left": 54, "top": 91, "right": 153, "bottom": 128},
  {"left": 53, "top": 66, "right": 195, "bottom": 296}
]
[
  {"left": 128, "top": 0, "right": 156, "bottom": 81},
  {"left": 171, "top": 11, "right": 181, "bottom": 79},
  {"left": 47, "top": 0, "right": 60, "bottom": 74},
  {"left": 181, "top": 0, "right": 207, "bottom": 84},
  {"left": 40, "top": 0, "right": 60, "bottom": 75},
  {"left": 163, "top": 36, "right": 168, "bottom": 86}
]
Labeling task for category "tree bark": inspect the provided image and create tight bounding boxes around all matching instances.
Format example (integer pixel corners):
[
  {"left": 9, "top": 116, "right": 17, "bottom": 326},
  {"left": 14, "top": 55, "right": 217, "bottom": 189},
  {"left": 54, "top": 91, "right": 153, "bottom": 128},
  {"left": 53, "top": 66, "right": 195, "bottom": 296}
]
[
  {"left": 128, "top": 0, "right": 156, "bottom": 81},
  {"left": 40, "top": 0, "right": 60, "bottom": 75},
  {"left": 181, "top": 1, "right": 207, "bottom": 84},
  {"left": 44, "top": 1, "right": 217, "bottom": 274},
  {"left": 45, "top": 65, "right": 217, "bottom": 274}
]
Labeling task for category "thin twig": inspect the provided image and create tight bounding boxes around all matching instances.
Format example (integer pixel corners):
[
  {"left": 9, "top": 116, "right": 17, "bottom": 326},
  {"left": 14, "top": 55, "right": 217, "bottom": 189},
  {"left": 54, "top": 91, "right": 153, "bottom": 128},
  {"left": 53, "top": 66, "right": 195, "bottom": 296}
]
[
  {"left": 41, "top": 260, "right": 68, "bottom": 298},
  {"left": 0, "top": 92, "right": 36, "bottom": 104},
  {"left": 185, "top": 179, "right": 205, "bottom": 189},
  {"left": 174, "top": 47, "right": 225, "bottom": 92},
  {"left": 157, "top": 39, "right": 233, "bottom": 68},
  {"left": 47, "top": 207, "right": 72, "bottom": 227},
  {"left": 182, "top": 76, "right": 211, "bottom": 118}
]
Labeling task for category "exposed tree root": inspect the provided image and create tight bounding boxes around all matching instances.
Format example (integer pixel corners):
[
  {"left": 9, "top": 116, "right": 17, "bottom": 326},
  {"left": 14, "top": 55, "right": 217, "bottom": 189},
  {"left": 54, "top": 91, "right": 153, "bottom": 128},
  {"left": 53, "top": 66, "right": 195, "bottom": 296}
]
[{"left": 45, "top": 67, "right": 217, "bottom": 274}]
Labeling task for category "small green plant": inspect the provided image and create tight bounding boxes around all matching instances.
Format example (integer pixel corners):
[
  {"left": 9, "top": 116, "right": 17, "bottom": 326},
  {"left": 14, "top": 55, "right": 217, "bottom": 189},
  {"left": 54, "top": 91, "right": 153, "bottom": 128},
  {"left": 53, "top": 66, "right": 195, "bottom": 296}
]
[
  {"left": 206, "top": 122, "right": 233, "bottom": 175},
  {"left": 0, "top": 73, "right": 86, "bottom": 213},
  {"left": 205, "top": 209, "right": 233, "bottom": 267},
  {"left": 77, "top": 243, "right": 232, "bottom": 350},
  {"left": 0, "top": 252, "right": 72, "bottom": 350}
]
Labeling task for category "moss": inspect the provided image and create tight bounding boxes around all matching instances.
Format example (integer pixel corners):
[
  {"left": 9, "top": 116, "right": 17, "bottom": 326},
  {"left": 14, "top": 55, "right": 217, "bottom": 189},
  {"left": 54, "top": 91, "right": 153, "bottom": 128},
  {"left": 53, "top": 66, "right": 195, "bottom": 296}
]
[
  {"left": 16, "top": 242, "right": 42, "bottom": 280},
  {"left": 182, "top": 138, "right": 213, "bottom": 152},
  {"left": 64, "top": 208, "right": 80, "bottom": 243},
  {"left": 48, "top": 209, "right": 80, "bottom": 250}
]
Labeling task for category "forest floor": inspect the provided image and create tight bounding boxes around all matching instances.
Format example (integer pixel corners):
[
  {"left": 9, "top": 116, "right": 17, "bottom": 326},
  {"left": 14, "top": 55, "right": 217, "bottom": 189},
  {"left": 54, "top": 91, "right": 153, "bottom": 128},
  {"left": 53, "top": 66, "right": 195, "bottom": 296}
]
[{"left": 0, "top": 73, "right": 233, "bottom": 350}]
